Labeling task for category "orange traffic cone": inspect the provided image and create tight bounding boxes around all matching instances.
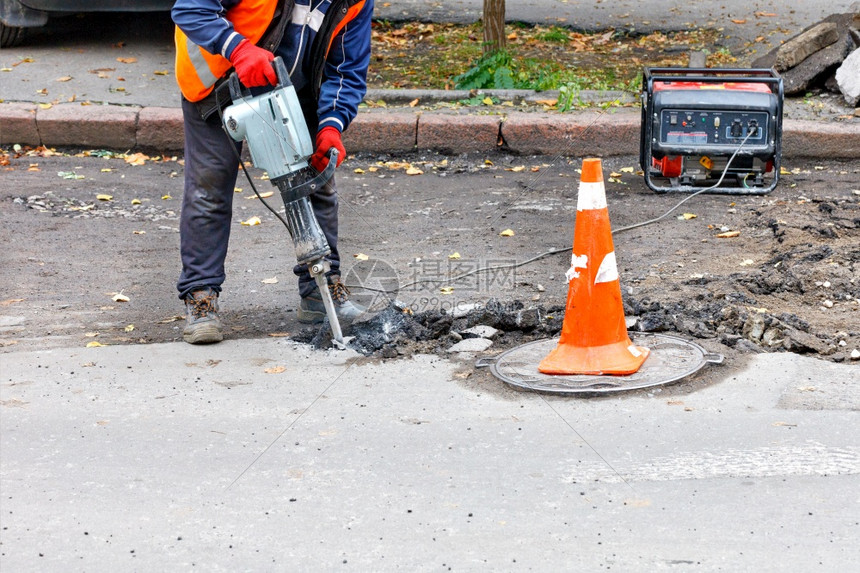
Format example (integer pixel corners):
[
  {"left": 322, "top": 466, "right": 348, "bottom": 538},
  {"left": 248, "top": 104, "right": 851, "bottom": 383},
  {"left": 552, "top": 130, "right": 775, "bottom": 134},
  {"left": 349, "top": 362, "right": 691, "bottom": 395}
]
[{"left": 539, "top": 158, "right": 649, "bottom": 375}]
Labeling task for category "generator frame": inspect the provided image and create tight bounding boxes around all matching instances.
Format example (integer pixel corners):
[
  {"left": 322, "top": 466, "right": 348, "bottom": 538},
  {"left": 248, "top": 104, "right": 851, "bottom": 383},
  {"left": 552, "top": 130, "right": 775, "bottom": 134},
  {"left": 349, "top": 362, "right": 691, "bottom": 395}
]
[{"left": 639, "top": 67, "right": 784, "bottom": 195}]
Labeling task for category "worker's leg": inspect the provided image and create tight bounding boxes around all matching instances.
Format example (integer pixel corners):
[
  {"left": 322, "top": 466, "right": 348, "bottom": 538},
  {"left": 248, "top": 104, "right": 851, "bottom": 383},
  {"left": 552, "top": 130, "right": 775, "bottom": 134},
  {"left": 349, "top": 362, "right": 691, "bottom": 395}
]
[{"left": 177, "top": 97, "right": 241, "bottom": 299}]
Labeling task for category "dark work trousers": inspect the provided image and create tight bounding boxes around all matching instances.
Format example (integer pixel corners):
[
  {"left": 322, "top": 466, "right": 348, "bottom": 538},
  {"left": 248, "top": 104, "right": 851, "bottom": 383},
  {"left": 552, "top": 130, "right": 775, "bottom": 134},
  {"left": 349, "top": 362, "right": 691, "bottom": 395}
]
[{"left": 177, "top": 96, "right": 340, "bottom": 300}]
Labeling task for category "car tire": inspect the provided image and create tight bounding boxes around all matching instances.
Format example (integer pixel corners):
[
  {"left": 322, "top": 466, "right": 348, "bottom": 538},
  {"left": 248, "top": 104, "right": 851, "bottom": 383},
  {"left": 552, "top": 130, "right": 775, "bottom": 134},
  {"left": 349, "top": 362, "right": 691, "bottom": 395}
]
[{"left": 0, "top": 21, "right": 25, "bottom": 48}]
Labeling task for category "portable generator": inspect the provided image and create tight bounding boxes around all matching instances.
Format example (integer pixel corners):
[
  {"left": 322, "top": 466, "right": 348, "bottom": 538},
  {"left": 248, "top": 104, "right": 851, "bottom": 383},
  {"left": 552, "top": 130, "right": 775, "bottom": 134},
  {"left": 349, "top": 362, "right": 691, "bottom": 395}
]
[{"left": 639, "top": 67, "right": 784, "bottom": 194}]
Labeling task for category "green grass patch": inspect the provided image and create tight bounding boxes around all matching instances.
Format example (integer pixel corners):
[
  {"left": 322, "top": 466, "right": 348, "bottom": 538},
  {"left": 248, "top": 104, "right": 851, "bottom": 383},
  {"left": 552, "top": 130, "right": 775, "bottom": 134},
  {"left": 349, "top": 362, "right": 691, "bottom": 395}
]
[{"left": 369, "top": 21, "right": 731, "bottom": 94}]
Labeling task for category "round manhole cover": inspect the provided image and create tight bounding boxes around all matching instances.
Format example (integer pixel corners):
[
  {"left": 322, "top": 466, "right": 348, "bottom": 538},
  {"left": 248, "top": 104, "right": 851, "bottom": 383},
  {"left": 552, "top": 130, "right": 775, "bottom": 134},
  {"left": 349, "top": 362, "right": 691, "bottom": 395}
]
[{"left": 482, "top": 333, "right": 723, "bottom": 395}]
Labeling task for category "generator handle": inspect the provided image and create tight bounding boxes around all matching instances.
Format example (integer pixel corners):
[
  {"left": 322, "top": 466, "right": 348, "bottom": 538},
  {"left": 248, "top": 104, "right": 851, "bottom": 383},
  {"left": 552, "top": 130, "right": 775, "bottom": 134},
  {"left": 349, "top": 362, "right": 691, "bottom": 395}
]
[{"left": 643, "top": 67, "right": 782, "bottom": 94}]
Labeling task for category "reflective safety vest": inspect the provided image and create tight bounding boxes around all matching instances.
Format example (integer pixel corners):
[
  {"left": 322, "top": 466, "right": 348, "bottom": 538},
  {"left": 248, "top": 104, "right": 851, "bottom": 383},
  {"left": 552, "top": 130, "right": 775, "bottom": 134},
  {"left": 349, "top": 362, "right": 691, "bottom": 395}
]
[{"left": 174, "top": 0, "right": 279, "bottom": 102}]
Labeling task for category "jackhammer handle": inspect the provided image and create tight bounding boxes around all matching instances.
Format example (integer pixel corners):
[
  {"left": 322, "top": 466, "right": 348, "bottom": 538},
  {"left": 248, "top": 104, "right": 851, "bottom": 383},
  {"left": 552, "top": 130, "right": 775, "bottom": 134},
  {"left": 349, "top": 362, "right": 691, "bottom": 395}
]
[
  {"left": 279, "top": 148, "right": 338, "bottom": 203},
  {"left": 228, "top": 56, "right": 293, "bottom": 101},
  {"left": 326, "top": 147, "right": 339, "bottom": 167}
]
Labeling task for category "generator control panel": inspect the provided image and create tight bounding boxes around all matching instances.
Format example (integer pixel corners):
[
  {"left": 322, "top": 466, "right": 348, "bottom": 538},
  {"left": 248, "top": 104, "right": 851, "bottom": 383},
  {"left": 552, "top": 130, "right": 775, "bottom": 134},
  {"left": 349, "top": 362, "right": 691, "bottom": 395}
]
[{"left": 660, "top": 109, "right": 770, "bottom": 146}]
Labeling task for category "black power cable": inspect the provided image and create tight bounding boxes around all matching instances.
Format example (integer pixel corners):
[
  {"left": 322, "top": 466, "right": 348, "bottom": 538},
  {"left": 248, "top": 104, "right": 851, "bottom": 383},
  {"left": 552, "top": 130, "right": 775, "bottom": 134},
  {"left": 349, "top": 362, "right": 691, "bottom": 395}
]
[{"left": 354, "top": 130, "right": 756, "bottom": 295}]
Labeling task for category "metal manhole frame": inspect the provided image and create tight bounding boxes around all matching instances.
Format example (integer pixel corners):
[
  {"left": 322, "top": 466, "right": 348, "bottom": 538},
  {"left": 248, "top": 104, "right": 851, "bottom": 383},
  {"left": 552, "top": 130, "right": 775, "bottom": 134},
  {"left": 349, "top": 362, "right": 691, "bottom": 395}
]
[{"left": 480, "top": 333, "right": 723, "bottom": 395}]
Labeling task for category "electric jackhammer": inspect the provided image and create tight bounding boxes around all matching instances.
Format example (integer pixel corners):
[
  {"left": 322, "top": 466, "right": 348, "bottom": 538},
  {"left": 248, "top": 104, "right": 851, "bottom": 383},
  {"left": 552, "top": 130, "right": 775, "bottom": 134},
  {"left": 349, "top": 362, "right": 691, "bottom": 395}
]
[{"left": 221, "top": 57, "right": 345, "bottom": 346}]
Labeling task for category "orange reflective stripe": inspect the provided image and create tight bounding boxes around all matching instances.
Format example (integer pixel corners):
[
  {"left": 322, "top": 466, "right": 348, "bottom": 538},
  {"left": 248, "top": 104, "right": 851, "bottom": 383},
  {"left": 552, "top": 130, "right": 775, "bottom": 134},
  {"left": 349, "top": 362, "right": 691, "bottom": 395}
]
[
  {"left": 325, "top": 0, "right": 365, "bottom": 60},
  {"left": 175, "top": 0, "right": 278, "bottom": 102}
]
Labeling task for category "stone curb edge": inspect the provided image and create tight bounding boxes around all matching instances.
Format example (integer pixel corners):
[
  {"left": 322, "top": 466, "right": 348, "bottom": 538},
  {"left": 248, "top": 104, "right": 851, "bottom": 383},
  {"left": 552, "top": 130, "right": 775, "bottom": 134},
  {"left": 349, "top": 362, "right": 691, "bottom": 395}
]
[{"left": 1, "top": 102, "right": 858, "bottom": 159}]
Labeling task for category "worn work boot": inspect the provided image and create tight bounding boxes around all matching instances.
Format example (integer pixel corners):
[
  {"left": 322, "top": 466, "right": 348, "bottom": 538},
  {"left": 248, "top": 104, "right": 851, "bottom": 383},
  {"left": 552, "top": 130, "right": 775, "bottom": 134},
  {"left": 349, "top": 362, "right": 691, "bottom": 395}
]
[
  {"left": 183, "top": 287, "right": 223, "bottom": 344},
  {"left": 297, "top": 275, "right": 366, "bottom": 325}
]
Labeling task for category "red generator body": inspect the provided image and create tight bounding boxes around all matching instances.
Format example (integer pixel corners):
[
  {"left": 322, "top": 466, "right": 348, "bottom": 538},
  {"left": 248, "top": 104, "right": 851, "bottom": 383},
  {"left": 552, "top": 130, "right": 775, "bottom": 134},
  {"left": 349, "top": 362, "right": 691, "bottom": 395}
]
[{"left": 639, "top": 67, "right": 784, "bottom": 194}]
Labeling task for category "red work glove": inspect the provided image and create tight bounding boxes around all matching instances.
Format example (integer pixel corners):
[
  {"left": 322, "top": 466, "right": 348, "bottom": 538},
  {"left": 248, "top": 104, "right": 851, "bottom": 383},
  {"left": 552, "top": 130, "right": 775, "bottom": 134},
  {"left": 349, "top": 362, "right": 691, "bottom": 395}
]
[
  {"left": 310, "top": 126, "right": 346, "bottom": 172},
  {"left": 228, "top": 39, "right": 276, "bottom": 88}
]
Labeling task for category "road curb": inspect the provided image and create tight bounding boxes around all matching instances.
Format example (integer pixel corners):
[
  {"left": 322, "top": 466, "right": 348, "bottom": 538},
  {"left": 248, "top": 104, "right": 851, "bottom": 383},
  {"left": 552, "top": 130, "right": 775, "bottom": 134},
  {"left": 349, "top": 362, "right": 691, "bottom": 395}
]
[{"left": 1, "top": 101, "right": 858, "bottom": 159}]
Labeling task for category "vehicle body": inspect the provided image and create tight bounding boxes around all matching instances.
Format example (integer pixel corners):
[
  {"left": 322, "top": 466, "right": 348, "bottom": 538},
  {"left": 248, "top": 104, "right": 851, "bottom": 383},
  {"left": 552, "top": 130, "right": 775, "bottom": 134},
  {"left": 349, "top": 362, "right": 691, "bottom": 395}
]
[{"left": 0, "top": 0, "right": 174, "bottom": 47}]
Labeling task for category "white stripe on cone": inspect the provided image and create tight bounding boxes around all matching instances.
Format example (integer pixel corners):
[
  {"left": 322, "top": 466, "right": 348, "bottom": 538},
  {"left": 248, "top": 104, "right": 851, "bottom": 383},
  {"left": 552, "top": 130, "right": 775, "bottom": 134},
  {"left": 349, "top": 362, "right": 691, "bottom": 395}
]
[
  {"left": 577, "top": 180, "right": 607, "bottom": 211},
  {"left": 565, "top": 254, "right": 588, "bottom": 282},
  {"left": 594, "top": 251, "right": 619, "bottom": 284}
]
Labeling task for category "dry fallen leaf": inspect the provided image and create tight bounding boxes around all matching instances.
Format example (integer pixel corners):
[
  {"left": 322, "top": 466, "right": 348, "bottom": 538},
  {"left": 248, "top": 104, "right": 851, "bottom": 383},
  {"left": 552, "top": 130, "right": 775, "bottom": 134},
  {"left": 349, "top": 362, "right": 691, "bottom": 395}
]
[
  {"left": 716, "top": 230, "right": 740, "bottom": 238},
  {"left": 499, "top": 229, "right": 515, "bottom": 237},
  {"left": 112, "top": 293, "right": 130, "bottom": 303},
  {"left": 97, "top": 194, "right": 113, "bottom": 201},
  {"left": 124, "top": 152, "right": 148, "bottom": 166},
  {"left": 408, "top": 98, "right": 419, "bottom": 107},
  {"left": 448, "top": 252, "right": 461, "bottom": 260},
  {"left": 261, "top": 277, "right": 278, "bottom": 284},
  {"left": 731, "top": 18, "right": 747, "bottom": 24},
  {"left": 153, "top": 70, "right": 170, "bottom": 76},
  {"left": 267, "top": 332, "right": 290, "bottom": 338},
  {"left": 124, "top": 324, "right": 135, "bottom": 332},
  {"left": 439, "top": 286, "right": 454, "bottom": 295},
  {"left": 246, "top": 191, "right": 273, "bottom": 199},
  {"left": 86, "top": 341, "right": 106, "bottom": 348},
  {"left": 0, "top": 298, "right": 24, "bottom": 306},
  {"left": 681, "top": 213, "right": 697, "bottom": 220},
  {"left": 56, "top": 76, "right": 72, "bottom": 82},
  {"left": 241, "top": 216, "right": 262, "bottom": 226},
  {"left": 264, "top": 365, "right": 287, "bottom": 374},
  {"left": 383, "top": 161, "right": 410, "bottom": 170},
  {"left": 116, "top": 57, "right": 137, "bottom": 64},
  {"left": 354, "top": 253, "right": 369, "bottom": 261},
  {"left": 406, "top": 167, "right": 424, "bottom": 176}
]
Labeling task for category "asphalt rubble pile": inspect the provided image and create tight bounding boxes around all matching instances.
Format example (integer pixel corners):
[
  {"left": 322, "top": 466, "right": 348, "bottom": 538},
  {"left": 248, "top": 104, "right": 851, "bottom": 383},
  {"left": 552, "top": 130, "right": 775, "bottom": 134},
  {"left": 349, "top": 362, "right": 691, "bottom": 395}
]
[
  {"left": 293, "top": 299, "right": 564, "bottom": 358},
  {"left": 293, "top": 288, "right": 858, "bottom": 362},
  {"left": 753, "top": 8, "right": 860, "bottom": 104}
]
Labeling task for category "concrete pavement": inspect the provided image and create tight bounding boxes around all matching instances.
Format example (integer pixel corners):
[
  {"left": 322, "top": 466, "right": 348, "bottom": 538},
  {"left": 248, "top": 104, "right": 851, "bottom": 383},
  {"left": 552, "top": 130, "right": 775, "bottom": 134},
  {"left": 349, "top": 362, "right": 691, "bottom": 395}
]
[{"left": 1, "top": 340, "right": 858, "bottom": 570}]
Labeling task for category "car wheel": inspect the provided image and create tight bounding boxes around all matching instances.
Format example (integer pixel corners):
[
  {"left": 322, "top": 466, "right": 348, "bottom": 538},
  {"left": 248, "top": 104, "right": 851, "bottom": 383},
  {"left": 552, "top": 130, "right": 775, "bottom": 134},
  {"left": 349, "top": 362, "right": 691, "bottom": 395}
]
[{"left": 0, "top": 21, "right": 25, "bottom": 48}]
